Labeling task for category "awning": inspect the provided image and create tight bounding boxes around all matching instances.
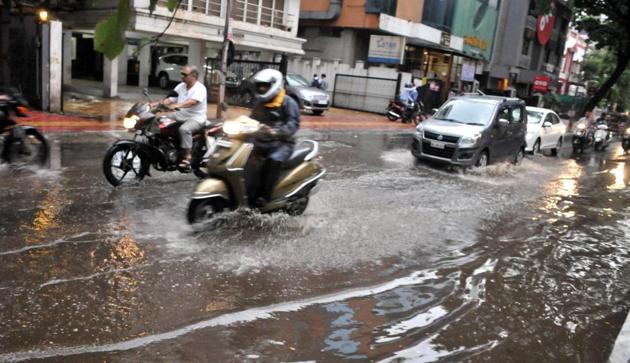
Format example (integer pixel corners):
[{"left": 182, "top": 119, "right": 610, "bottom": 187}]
[{"left": 405, "top": 37, "right": 485, "bottom": 61}]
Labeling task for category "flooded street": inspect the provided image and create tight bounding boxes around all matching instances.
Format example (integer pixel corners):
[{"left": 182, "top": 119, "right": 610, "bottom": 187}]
[{"left": 1, "top": 130, "right": 629, "bottom": 362}]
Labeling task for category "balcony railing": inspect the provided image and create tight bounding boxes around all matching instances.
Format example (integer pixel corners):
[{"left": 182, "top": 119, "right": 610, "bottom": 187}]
[{"left": 155, "top": 0, "right": 292, "bottom": 30}]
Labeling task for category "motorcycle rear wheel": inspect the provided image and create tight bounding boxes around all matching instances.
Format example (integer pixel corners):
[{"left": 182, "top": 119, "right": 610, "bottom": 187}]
[
  {"left": 2, "top": 128, "right": 49, "bottom": 167},
  {"left": 103, "top": 144, "right": 148, "bottom": 186}
]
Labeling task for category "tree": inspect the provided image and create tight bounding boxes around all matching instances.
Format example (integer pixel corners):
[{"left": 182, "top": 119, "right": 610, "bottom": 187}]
[
  {"left": 95, "top": 0, "right": 180, "bottom": 60},
  {"left": 571, "top": 0, "right": 630, "bottom": 113},
  {"left": 582, "top": 48, "right": 630, "bottom": 112}
]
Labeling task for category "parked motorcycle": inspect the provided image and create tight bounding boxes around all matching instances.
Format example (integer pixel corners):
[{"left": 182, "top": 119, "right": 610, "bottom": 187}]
[
  {"left": 593, "top": 123, "right": 611, "bottom": 151},
  {"left": 187, "top": 116, "right": 325, "bottom": 225},
  {"left": 102, "top": 90, "right": 222, "bottom": 186},
  {"left": 572, "top": 123, "right": 594, "bottom": 154},
  {"left": 0, "top": 89, "right": 49, "bottom": 167},
  {"left": 386, "top": 99, "right": 422, "bottom": 125}
]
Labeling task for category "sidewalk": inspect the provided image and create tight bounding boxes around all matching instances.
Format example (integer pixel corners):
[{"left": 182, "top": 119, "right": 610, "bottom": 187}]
[{"left": 20, "top": 80, "right": 414, "bottom": 133}]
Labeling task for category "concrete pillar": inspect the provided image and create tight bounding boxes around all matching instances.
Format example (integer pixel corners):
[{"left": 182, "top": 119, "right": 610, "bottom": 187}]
[
  {"left": 138, "top": 43, "right": 151, "bottom": 88},
  {"left": 62, "top": 31, "right": 72, "bottom": 85},
  {"left": 118, "top": 43, "right": 128, "bottom": 85},
  {"left": 103, "top": 56, "right": 118, "bottom": 98},
  {"left": 187, "top": 39, "right": 203, "bottom": 70},
  {"left": 341, "top": 29, "right": 356, "bottom": 66},
  {"left": 49, "top": 21, "right": 62, "bottom": 113}
]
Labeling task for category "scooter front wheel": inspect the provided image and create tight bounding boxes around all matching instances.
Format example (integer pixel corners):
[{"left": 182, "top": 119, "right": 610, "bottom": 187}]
[{"left": 188, "top": 197, "right": 225, "bottom": 225}]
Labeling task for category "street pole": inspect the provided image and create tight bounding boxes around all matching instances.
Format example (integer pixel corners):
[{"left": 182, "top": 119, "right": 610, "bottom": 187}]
[{"left": 216, "top": 0, "right": 232, "bottom": 119}]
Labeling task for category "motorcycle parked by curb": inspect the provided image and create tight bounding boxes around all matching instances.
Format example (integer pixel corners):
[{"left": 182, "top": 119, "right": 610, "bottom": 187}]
[
  {"left": 102, "top": 90, "right": 222, "bottom": 186},
  {"left": 187, "top": 116, "right": 325, "bottom": 225},
  {"left": 0, "top": 90, "right": 49, "bottom": 168},
  {"left": 386, "top": 100, "right": 423, "bottom": 125}
]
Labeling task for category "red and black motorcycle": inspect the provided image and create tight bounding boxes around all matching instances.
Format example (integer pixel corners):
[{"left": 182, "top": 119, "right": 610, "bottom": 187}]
[
  {"left": 386, "top": 99, "right": 424, "bottom": 125},
  {"left": 0, "top": 89, "right": 49, "bottom": 168},
  {"left": 102, "top": 91, "right": 222, "bottom": 186}
]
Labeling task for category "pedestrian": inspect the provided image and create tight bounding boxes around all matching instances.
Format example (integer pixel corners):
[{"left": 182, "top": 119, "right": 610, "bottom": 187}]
[
  {"left": 311, "top": 74, "right": 320, "bottom": 88},
  {"left": 319, "top": 74, "right": 328, "bottom": 91}
]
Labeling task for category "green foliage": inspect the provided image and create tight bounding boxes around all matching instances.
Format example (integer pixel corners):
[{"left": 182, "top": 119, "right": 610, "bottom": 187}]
[
  {"left": 583, "top": 48, "right": 630, "bottom": 111},
  {"left": 94, "top": 0, "right": 129, "bottom": 60},
  {"left": 94, "top": 0, "right": 178, "bottom": 60}
]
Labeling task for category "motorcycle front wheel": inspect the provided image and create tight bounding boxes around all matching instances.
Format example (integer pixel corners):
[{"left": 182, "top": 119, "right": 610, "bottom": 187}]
[
  {"left": 102, "top": 144, "right": 149, "bottom": 186},
  {"left": 2, "top": 128, "right": 49, "bottom": 167}
]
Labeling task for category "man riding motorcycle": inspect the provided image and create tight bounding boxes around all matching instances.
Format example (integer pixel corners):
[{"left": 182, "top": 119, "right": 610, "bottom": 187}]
[{"left": 248, "top": 68, "right": 300, "bottom": 208}]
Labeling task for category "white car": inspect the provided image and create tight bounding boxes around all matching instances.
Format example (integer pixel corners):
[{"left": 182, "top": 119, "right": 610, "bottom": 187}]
[
  {"left": 155, "top": 53, "right": 188, "bottom": 89},
  {"left": 525, "top": 107, "right": 567, "bottom": 155}
]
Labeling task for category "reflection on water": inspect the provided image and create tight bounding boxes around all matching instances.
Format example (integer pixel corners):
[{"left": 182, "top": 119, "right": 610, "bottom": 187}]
[{"left": 609, "top": 162, "right": 626, "bottom": 190}]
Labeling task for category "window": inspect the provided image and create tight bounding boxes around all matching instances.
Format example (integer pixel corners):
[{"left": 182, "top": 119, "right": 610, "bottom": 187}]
[
  {"left": 511, "top": 106, "right": 523, "bottom": 123},
  {"left": 522, "top": 37, "right": 530, "bottom": 56},
  {"left": 498, "top": 107, "right": 511, "bottom": 123}
]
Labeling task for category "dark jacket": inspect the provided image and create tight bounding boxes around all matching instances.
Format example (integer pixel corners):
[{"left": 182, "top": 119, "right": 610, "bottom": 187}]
[{"left": 250, "top": 91, "right": 300, "bottom": 147}]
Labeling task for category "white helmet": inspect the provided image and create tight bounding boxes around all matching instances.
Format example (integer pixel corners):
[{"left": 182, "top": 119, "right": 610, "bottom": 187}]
[{"left": 251, "top": 68, "right": 284, "bottom": 103}]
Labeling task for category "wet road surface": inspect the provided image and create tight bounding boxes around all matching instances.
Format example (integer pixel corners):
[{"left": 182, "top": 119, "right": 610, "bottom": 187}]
[{"left": 1, "top": 130, "right": 629, "bottom": 362}]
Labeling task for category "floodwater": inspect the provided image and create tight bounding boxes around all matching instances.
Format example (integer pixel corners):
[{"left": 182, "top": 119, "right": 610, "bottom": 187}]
[{"left": 0, "top": 130, "right": 629, "bottom": 362}]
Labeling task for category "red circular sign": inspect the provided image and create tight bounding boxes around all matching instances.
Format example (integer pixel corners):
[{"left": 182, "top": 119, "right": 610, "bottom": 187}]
[{"left": 537, "top": 15, "right": 555, "bottom": 45}]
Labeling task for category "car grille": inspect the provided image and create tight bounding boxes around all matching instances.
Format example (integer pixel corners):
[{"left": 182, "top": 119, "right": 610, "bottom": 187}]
[
  {"left": 423, "top": 131, "right": 459, "bottom": 144},
  {"left": 422, "top": 141, "right": 455, "bottom": 159}
]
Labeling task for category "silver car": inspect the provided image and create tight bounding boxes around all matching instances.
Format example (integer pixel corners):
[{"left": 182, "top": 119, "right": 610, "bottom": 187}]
[
  {"left": 411, "top": 95, "right": 527, "bottom": 167},
  {"left": 284, "top": 73, "right": 330, "bottom": 115}
]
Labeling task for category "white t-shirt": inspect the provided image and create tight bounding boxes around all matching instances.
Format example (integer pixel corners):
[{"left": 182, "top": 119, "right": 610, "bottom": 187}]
[{"left": 170, "top": 81, "right": 207, "bottom": 124}]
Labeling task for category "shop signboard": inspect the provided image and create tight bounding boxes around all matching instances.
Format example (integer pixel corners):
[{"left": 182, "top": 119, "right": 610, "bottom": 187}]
[
  {"left": 451, "top": 0, "right": 499, "bottom": 61},
  {"left": 461, "top": 61, "right": 475, "bottom": 82},
  {"left": 533, "top": 75, "right": 550, "bottom": 92},
  {"left": 367, "top": 35, "right": 404, "bottom": 64}
]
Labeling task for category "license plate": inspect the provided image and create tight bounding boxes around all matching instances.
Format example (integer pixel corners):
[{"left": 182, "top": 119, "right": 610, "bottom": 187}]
[
  {"left": 317, "top": 100, "right": 328, "bottom": 105},
  {"left": 430, "top": 140, "right": 445, "bottom": 149}
]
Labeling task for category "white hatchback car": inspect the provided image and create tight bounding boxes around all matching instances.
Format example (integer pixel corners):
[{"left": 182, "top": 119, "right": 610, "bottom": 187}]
[
  {"left": 525, "top": 106, "right": 567, "bottom": 155},
  {"left": 155, "top": 53, "right": 188, "bottom": 89}
]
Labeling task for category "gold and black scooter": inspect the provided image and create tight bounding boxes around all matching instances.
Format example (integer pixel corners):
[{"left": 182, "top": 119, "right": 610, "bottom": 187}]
[{"left": 187, "top": 116, "right": 325, "bottom": 224}]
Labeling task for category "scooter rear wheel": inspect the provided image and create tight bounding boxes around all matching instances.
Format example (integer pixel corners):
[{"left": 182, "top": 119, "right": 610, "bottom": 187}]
[{"left": 285, "top": 196, "right": 309, "bottom": 216}]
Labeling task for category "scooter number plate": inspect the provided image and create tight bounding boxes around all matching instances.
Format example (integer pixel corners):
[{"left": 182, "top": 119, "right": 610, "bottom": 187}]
[{"left": 430, "top": 140, "right": 446, "bottom": 149}]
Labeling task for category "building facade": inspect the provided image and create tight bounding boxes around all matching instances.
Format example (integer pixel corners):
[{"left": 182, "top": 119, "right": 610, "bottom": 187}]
[
  {"left": 486, "top": 0, "right": 572, "bottom": 99},
  {"left": 55, "top": 0, "right": 304, "bottom": 96},
  {"left": 558, "top": 28, "right": 588, "bottom": 96}
]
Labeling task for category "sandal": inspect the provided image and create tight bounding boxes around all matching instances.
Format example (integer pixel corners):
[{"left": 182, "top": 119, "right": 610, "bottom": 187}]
[{"left": 178, "top": 159, "right": 192, "bottom": 173}]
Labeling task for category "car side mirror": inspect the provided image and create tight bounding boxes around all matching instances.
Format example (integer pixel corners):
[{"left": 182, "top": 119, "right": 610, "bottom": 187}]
[
  {"left": 542, "top": 121, "right": 552, "bottom": 128},
  {"left": 431, "top": 108, "right": 438, "bottom": 115},
  {"left": 497, "top": 117, "right": 509, "bottom": 127}
]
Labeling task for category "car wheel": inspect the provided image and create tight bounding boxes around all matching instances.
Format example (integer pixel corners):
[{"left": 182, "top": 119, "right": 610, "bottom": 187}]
[
  {"left": 513, "top": 147, "right": 525, "bottom": 165},
  {"left": 551, "top": 137, "right": 562, "bottom": 156},
  {"left": 313, "top": 110, "right": 324, "bottom": 116},
  {"left": 158, "top": 73, "right": 170, "bottom": 89},
  {"left": 476, "top": 150, "right": 489, "bottom": 167},
  {"left": 531, "top": 139, "right": 541, "bottom": 154}
]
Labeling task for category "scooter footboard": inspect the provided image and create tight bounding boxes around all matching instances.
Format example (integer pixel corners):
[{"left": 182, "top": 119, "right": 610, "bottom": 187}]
[{"left": 191, "top": 178, "right": 231, "bottom": 201}]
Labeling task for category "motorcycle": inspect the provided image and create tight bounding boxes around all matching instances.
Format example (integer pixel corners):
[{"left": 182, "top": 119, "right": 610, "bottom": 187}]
[
  {"left": 572, "top": 123, "right": 594, "bottom": 154},
  {"left": 0, "top": 90, "right": 49, "bottom": 167},
  {"left": 386, "top": 99, "right": 422, "bottom": 125},
  {"left": 187, "top": 116, "right": 325, "bottom": 225},
  {"left": 593, "top": 123, "right": 611, "bottom": 151},
  {"left": 622, "top": 127, "right": 630, "bottom": 155},
  {"left": 102, "top": 90, "right": 222, "bottom": 186}
]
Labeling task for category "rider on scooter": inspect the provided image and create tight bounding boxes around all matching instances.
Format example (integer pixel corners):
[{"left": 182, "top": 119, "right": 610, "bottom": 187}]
[{"left": 248, "top": 68, "right": 300, "bottom": 208}]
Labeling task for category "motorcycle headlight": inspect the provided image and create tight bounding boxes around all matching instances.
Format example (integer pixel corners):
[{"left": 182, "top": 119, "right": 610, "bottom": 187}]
[
  {"left": 625, "top": 127, "right": 630, "bottom": 135},
  {"left": 458, "top": 134, "right": 481, "bottom": 148},
  {"left": 123, "top": 115, "right": 139, "bottom": 129},
  {"left": 577, "top": 123, "right": 586, "bottom": 130}
]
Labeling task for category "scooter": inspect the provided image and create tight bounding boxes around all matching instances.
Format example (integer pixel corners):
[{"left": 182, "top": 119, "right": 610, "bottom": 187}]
[
  {"left": 593, "top": 123, "right": 611, "bottom": 151},
  {"left": 386, "top": 100, "right": 422, "bottom": 125},
  {"left": 187, "top": 116, "right": 325, "bottom": 225}
]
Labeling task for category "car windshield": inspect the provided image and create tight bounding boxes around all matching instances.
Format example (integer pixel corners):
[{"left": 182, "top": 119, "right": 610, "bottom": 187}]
[
  {"left": 527, "top": 110, "right": 544, "bottom": 124},
  {"left": 432, "top": 99, "right": 496, "bottom": 126},
  {"left": 286, "top": 74, "right": 310, "bottom": 87}
]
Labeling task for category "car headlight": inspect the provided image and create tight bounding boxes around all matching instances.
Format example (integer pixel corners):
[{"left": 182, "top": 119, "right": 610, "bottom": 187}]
[
  {"left": 123, "top": 115, "right": 139, "bottom": 129},
  {"left": 458, "top": 134, "right": 481, "bottom": 148},
  {"left": 415, "top": 124, "right": 424, "bottom": 136}
]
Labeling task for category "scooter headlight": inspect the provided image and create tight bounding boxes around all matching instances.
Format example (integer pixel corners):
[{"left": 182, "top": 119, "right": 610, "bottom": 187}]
[
  {"left": 625, "top": 127, "right": 630, "bottom": 135},
  {"left": 123, "top": 115, "right": 139, "bottom": 129},
  {"left": 577, "top": 123, "right": 586, "bottom": 130}
]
